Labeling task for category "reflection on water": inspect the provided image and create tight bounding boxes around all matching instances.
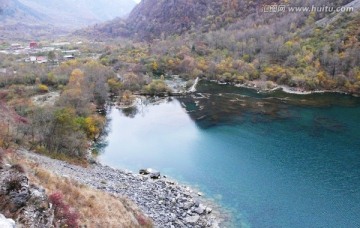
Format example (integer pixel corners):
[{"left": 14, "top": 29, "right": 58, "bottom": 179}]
[
  {"left": 98, "top": 81, "right": 360, "bottom": 228},
  {"left": 121, "top": 106, "right": 138, "bottom": 118},
  {"left": 178, "top": 82, "right": 358, "bottom": 132}
]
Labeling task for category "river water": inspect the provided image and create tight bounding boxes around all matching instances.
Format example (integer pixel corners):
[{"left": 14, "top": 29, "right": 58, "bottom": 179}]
[{"left": 99, "top": 82, "right": 360, "bottom": 228}]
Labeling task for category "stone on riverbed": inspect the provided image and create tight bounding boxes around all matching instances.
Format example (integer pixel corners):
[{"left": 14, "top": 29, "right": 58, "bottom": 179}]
[
  {"left": 150, "top": 172, "right": 161, "bottom": 179},
  {"left": 184, "top": 215, "right": 200, "bottom": 224},
  {"left": 181, "top": 202, "right": 194, "bottom": 210},
  {"left": 139, "top": 168, "right": 161, "bottom": 179},
  {"left": 139, "top": 168, "right": 152, "bottom": 175},
  {"left": 193, "top": 204, "right": 206, "bottom": 215}
]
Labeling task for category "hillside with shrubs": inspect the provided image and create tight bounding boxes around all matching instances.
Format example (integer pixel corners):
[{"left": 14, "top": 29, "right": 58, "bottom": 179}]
[{"left": 82, "top": 0, "right": 360, "bottom": 94}]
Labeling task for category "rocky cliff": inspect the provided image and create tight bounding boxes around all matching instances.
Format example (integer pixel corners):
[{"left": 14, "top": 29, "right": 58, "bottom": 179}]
[{"left": 0, "top": 154, "right": 54, "bottom": 227}]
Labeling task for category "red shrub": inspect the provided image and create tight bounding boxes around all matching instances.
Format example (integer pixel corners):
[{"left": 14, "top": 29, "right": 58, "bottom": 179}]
[
  {"left": 0, "top": 91, "right": 8, "bottom": 100},
  {"left": 15, "top": 116, "right": 28, "bottom": 124},
  {"left": 49, "top": 192, "right": 79, "bottom": 228},
  {"left": 136, "top": 214, "right": 149, "bottom": 226},
  {"left": 64, "top": 208, "right": 79, "bottom": 228},
  {"left": 49, "top": 192, "right": 64, "bottom": 208}
]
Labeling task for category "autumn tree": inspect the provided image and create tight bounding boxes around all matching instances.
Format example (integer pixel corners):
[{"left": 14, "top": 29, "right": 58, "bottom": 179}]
[
  {"left": 57, "top": 69, "right": 91, "bottom": 115},
  {"left": 45, "top": 108, "right": 87, "bottom": 157},
  {"left": 122, "top": 72, "right": 144, "bottom": 91}
]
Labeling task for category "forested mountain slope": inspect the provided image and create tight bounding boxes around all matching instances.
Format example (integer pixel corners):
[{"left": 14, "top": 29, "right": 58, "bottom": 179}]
[
  {"left": 126, "top": 0, "right": 355, "bottom": 40},
  {"left": 89, "top": 0, "right": 360, "bottom": 93}
]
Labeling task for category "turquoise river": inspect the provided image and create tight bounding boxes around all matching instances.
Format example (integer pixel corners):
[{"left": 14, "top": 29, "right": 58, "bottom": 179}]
[{"left": 98, "top": 82, "right": 360, "bottom": 228}]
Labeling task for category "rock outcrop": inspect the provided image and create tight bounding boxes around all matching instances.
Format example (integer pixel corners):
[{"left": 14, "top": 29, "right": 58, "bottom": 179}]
[{"left": 0, "top": 160, "right": 54, "bottom": 227}]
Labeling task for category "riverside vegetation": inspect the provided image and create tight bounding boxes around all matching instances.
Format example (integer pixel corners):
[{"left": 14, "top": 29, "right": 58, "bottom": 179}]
[{"left": 0, "top": 41, "right": 219, "bottom": 227}]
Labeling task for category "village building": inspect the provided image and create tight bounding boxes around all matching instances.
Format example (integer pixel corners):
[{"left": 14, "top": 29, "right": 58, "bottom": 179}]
[
  {"left": 51, "top": 42, "right": 71, "bottom": 47},
  {"left": 42, "top": 47, "right": 56, "bottom": 52},
  {"left": 62, "top": 50, "right": 80, "bottom": 56},
  {"left": 10, "top": 43, "right": 24, "bottom": 50},
  {"left": 63, "top": 55, "right": 75, "bottom": 60},
  {"left": 30, "top": 56, "right": 37, "bottom": 62},
  {"left": 36, "top": 56, "right": 48, "bottom": 64},
  {"left": 29, "top": 42, "right": 38, "bottom": 49}
]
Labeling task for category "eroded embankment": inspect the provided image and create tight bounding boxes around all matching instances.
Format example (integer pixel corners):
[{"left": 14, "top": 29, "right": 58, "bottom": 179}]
[{"left": 19, "top": 150, "right": 225, "bottom": 228}]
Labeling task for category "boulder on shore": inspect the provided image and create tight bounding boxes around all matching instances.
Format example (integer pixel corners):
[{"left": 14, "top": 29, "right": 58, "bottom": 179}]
[
  {"left": 139, "top": 168, "right": 152, "bottom": 175},
  {"left": 150, "top": 172, "right": 161, "bottom": 179},
  {"left": 184, "top": 215, "right": 200, "bottom": 224},
  {"left": 139, "top": 168, "right": 161, "bottom": 179}
]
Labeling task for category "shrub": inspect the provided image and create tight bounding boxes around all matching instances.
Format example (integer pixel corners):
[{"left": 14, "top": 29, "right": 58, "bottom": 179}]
[
  {"left": 77, "top": 115, "right": 105, "bottom": 140},
  {"left": 37, "top": 84, "right": 49, "bottom": 93},
  {"left": 143, "top": 80, "right": 169, "bottom": 95},
  {"left": 49, "top": 192, "right": 63, "bottom": 207},
  {"left": 49, "top": 192, "right": 79, "bottom": 228},
  {"left": 121, "top": 90, "right": 135, "bottom": 105},
  {"left": 107, "top": 78, "right": 122, "bottom": 94},
  {"left": 6, "top": 177, "right": 23, "bottom": 193},
  {"left": 11, "top": 164, "right": 26, "bottom": 173},
  {"left": 136, "top": 214, "right": 153, "bottom": 228}
]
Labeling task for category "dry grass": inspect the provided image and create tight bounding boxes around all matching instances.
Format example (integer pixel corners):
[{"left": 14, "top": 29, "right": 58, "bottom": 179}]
[
  {"left": 33, "top": 146, "right": 89, "bottom": 167},
  {"left": 0, "top": 149, "right": 4, "bottom": 164},
  {"left": 12, "top": 155, "right": 153, "bottom": 228}
]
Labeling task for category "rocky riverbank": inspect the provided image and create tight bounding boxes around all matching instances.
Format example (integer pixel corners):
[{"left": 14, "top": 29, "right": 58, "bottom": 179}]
[
  {"left": 19, "top": 149, "right": 225, "bottom": 228},
  {"left": 233, "top": 80, "right": 354, "bottom": 96}
]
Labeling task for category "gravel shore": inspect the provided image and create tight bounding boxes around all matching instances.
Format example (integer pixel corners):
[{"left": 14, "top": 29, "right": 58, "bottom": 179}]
[{"left": 19, "top": 150, "right": 224, "bottom": 228}]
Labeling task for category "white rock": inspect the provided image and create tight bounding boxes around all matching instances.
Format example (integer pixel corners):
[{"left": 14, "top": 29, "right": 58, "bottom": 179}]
[
  {"left": 194, "top": 204, "right": 206, "bottom": 215},
  {"left": 206, "top": 207, "right": 213, "bottom": 214},
  {"left": 0, "top": 214, "right": 15, "bottom": 228},
  {"left": 184, "top": 215, "right": 200, "bottom": 224}
]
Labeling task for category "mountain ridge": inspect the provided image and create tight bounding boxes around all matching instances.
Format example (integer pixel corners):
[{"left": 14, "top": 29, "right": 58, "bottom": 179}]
[
  {"left": 81, "top": 0, "right": 357, "bottom": 40},
  {"left": 0, "top": 0, "right": 137, "bottom": 39}
]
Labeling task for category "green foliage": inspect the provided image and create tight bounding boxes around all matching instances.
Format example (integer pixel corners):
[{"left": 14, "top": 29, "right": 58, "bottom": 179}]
[
  {"left": 37, "top": 84, "right": 49, "bottom": 93},
  {"left": 107, "top": 78, "right": 123, "bottom": 94},
  {"left": 54, "top": 108, "right": 80, "bottom": 132},
  {"left": 77, "top": 115, "right": 105, "bottom": 140},
  {"left": 144, "top": 80, "right": 169, "bottom": 95},
  {"left": 100, "top": 57, "right": 110, "bottom": 66}
]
